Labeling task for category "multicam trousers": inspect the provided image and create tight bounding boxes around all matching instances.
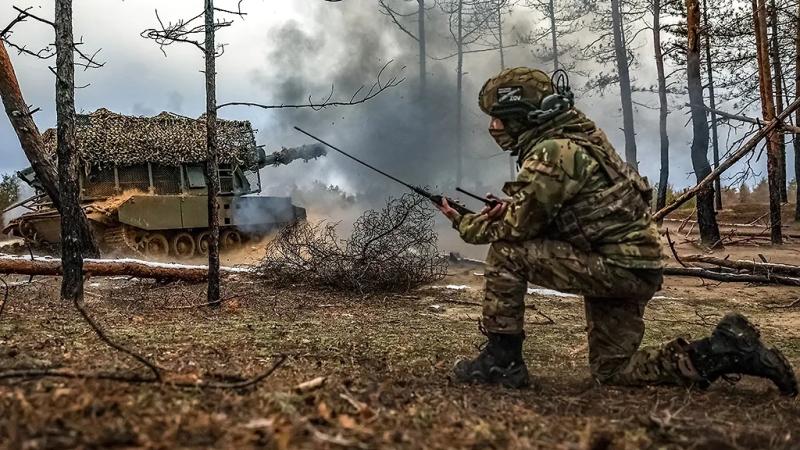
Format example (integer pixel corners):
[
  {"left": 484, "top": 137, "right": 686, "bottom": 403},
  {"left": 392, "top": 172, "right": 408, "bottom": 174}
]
[{"left": 483, "top": 239, "right": 702, "bottom": 386}]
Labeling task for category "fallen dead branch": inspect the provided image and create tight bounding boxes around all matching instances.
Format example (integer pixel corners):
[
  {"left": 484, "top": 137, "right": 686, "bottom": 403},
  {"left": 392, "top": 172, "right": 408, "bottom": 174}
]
[
  {"left": 295, "top": 376, "right": 327, "bottom": 393},
  {"left": 663, "top": 267, "right": 800, "bottom": 286},
  {"left": 654, "top": 97, "right": 800, "bottom": 221},
  {"left": 0, "top": 355, "right": 287, "bottom": 390},
  {"left": 258, "top": 194, "right": 447, "bottom": 293},
  {"left": 72, "top": 293, "right": 162, "bottom": 381},
  {"left": 661, "top": 217, "right": 780, "bottom": 229},
  {"left": 0, "top": 256, "right": 250, "bottom": 282},
  {"left": 764, "top": 298, "right": 800, "bottom": 309},
  {"left": 683, "top": 254, "right": 800, "bottom": 277},
  {"left": 665, "top": 229, "right": 688, "bottom": 267}
]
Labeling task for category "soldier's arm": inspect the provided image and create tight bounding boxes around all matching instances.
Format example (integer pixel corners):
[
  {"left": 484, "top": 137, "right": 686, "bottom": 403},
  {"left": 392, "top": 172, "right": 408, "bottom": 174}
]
[{"left": 451, "top": 140, "right": 596, "bottom": 245}]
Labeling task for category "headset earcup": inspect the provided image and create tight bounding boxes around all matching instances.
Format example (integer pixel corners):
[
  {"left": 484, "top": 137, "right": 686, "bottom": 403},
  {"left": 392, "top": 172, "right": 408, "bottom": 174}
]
[{"left": 539, "top": 94, "right": 562, "bottom": 111}]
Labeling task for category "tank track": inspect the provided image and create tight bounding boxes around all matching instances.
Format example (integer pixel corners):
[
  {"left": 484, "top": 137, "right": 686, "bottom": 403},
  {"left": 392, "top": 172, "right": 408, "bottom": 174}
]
[{"left": 103, "top": 225, "right": 146, "bottom": 258}]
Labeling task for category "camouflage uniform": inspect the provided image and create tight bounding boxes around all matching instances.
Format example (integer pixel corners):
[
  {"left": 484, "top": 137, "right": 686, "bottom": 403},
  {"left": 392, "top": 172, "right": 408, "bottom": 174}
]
[{"left": 451, "top": 68, "right": 702, "bottom": 387}]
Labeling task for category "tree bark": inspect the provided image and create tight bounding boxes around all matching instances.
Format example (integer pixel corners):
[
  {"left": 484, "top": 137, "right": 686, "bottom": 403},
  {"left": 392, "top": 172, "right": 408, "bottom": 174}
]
[
  {"left": 796, "top": 0, "right": 800, "bottom": 220},
  {"left": 418, "top": 0, "right": 427, "bottom": 97},
  {"left": 205, "top": 0, "right": 221, "bottom": 303},
  {"left": 549, "top": 0, "right": 558, "bottom": 71},
  {"left": 753, "top": 0, "right": 782, "bottom": 244},
  {"left": 653, "top": 0, "right": 670, "bottom": 213},
  {"left": 496, "top": 2, "right": 514, "bottom": 180},
  {"left": 610, "top": 0, "right": 638, "bottom": 171},
  {"left": 0, "top": 42, "right": 99, "bottom": 258},
  {"left": 55, "top": 0, "right": 84, "bottom": 301},
  {"left": 0, "top": 256, "right": 246, "bottom": 282},
  {"left": 663, "top": 266, "right": 800, "bottom": 286},
  {"left": 497, "top": 3, "right": 505, "bottom": 70},
  {"left": 769, "top": 0, "right": 787, "bottom": 202},
  {"left": 702, "top": 0, "right": 722, "bottom": 210},
  {"left": 456, "top": 0, "right": 464, "bottom": 186},
  {"left": 686, "top": 0, "right": 721, "bottom": 246},
  {"left": 654, "top": 97, "right": 800, "bottom": 221},
  {"left": 683, "top": 254, "right": 800, "bottom": 276}
]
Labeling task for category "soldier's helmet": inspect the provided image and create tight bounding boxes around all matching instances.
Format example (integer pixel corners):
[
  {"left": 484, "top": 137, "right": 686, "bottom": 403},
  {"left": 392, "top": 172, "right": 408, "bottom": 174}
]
[
  {"left": 479, "top": 67, "right": 574, "bottom": 127},
  {"left": 478, "top": 67, "right": 554, "bottom": 117}
]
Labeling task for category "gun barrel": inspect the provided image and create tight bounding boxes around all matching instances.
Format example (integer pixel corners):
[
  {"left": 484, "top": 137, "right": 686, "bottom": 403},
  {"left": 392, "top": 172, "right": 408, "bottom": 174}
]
[
  {"left": 294, "top": 126, "right": 418, "bottom": 192},
  {"left": 259, "top": 144, "right": 327, "bottom": 168},
  {"left": 293, "top": 127, "right": 475, "bottom": 215}
]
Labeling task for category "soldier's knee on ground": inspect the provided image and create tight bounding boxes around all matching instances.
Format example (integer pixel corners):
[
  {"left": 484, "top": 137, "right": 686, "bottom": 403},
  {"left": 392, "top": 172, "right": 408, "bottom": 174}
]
[{"left": 585, "top": 297, "right": 648, "bottom": 382}]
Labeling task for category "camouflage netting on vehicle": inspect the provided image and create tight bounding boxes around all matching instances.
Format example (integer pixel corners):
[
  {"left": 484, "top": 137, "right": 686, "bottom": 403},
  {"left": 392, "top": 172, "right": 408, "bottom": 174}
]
[
  {"left": 257, "top": 194, "right": 447, "bottom": 293},
  {"left": 41, "top": 108, "right": 259, "bottom": 169}
]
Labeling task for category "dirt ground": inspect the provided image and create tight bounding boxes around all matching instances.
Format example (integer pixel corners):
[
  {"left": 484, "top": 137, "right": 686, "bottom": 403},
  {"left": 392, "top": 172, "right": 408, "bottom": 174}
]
[{"left": 3, "top": 210, "right": 800, "bottom": 449}]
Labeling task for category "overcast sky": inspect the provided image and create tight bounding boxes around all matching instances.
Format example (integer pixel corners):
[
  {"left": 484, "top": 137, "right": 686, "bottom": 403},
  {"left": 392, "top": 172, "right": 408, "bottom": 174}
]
[{"left": 0, "top": 0, "right": 785, "bottom": 202}]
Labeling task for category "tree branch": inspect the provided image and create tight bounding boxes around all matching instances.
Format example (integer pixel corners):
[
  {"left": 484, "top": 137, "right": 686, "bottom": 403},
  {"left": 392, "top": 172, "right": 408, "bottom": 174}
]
[
  {"left": 685, "top": 102, "right": 800, "bottom": 133},
  {"left": 429, "top": 43, "right": 518, "bottom": 60},
  {"left": 217, "top": 61, "right": 404, "bottom": 111},
  {"left": 378, "top": 0, "right": 419, "bottom": 42},
  {"left": 12, "top": 6, "right": 55, "bottom": 28}
]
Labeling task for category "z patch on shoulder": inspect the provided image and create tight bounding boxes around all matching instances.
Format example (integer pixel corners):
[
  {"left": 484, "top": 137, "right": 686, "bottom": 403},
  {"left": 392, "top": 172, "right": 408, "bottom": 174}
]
[{"left": 497, "top": 86, "right": 523, "bottom": 103}]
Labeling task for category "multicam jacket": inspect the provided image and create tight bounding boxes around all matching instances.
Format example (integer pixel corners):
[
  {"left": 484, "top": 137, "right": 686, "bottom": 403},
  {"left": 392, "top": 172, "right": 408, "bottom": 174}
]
[{"left": 452, "top": 109, "right": 664, "bottom": 270}]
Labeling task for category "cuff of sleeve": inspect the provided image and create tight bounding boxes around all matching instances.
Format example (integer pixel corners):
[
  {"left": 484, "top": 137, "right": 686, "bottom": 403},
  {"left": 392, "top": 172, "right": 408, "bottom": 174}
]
[{"left": 450, "top": 213, "right": 463, "bottom": 230}]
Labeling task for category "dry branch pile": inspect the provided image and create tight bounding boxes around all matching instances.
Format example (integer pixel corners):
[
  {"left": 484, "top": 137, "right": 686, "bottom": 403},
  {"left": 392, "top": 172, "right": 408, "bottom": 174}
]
[{"left": 258, "top": 194, "right": 447, "bottom": 292}]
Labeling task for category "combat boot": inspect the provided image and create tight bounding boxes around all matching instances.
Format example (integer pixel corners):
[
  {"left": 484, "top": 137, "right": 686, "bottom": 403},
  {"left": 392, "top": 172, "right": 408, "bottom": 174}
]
[
  {"left": 453, "top": 330, "right": 529, "bottom": 388},
  {"left": 688, "top": 312, "right": 798, "bottom": 396}
]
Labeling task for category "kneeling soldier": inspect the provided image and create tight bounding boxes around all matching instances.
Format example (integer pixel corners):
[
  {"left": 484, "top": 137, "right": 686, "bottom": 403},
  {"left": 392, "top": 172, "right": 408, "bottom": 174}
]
[{"left": 437, "top": 67, "right": 797, "bottom": 395}]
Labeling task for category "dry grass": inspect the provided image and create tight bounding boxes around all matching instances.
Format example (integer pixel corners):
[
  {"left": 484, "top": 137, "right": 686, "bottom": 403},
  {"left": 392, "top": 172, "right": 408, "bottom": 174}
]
[{"left": 0, "top": 265, "right": 799, "bottom": 449}]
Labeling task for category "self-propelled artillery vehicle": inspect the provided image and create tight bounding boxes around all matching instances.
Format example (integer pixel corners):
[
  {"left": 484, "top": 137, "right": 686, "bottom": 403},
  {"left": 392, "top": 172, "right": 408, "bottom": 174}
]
[{"left": 3, "top": 109, "right": 325, "bottom": 259}]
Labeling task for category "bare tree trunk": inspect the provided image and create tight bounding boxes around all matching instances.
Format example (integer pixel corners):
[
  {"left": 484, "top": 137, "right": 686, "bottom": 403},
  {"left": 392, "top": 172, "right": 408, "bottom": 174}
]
[
  {"left": 687, "top": 0, "right": 721, "bottom": 245},
  {"left": 796, "top": 0, "right": 800, "bottom": 220},
  {"left": 549, "top": 0, "right": 558, "bottom": 71},
  {"left": 456, "top": 0, "right": 464, "bottom": 186},
  {"left": 770, "top": 0, "right": 787, "bottom": 202},
  {"left": 496, "top": 3, "right": 515, "bottom": 179},
  {"left": 753, "top": 0, "right": 782, "bottom": 243},
  {"left": 610, "top": 0, "right": 638, "bottom": 171},
  {"left": 205, "top": 0, "right": 221, "bottom": 303},
  {"left": 54, "top": 0, "right": 83, "bottom": 301},
  {"left": 702, "top": 0, "right": 722, "bottom": 210},
  {"left": 418, "top": 0, "right": 427, "bottom": 97},
  {"left": 0, "top": 43, "right": 99, "bottom": 259},
  {"left": 0, "top": 44, "right": 59, "bottom": 210},
  {"left": 653, "top": 0, "right": 670, "bottom": 213},
  {"left": 497, "top": 4, "right": 505, "bottom": 70}
]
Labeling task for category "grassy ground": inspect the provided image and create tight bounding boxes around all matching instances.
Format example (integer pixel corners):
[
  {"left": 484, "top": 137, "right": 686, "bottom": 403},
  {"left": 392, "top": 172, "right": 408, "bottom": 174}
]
[{"left": 1, "top": 251, "right": 800, "bottom": 449}]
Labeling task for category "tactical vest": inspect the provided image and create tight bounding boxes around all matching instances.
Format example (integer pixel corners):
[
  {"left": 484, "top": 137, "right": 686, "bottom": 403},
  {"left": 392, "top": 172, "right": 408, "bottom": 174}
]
[{"left": 550, "top": 129, "right": 655, "bottom": 253}]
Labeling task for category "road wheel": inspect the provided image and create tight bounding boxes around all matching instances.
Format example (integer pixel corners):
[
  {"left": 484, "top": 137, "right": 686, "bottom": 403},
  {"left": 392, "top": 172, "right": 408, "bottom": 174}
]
[
  {"left": 172, "top": 232, "right": 196, "bottom": 259},
  {"left": 196, "top": 231, "right": 211, "bottom": 256},
  {"left": 144, "top": 233, "right": 169, "bottom": 258},
  {"left": 18, "top": 220, "right": 37, "bottom": 241},
  {"left": 221, "top": 229, "right": 243, "bottom": 250}
]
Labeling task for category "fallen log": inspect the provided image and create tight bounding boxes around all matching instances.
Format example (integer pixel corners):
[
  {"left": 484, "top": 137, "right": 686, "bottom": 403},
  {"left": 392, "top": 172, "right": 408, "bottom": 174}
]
[
  {"left": 661, "top": 217, "right": 783, "bottom": 229},
  {"left": 682, "top": 254, "right": 800, "bottom": 277},
  {"left": 664, "top": 267, "right": 800, "bottom": 286},
  {"left": 0, "top": 256, "right": 251, "bottom": 282},
  {"left": 653, "top": 97, "right": 800, "bottom": 221}
]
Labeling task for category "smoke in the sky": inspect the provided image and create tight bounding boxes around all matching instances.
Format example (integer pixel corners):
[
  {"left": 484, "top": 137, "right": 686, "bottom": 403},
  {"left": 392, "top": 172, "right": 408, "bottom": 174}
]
[
  {"left": 0, "top": 0, "right": 785, "bottom": 233},
  {"left": 250, "top": 2, "right": 518, "bottom": 209}
]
